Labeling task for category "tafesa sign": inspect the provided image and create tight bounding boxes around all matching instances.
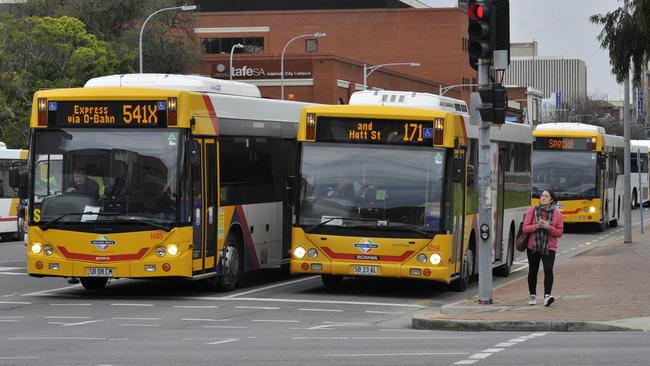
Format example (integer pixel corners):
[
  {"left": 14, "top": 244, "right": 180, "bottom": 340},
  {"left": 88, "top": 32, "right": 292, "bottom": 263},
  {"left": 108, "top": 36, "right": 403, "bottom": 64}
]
[
  {"left": 47, "top": 100, "right": 168, "bottom": 128},
  {"left": 212, "top": 60, "right": 313, "bottom": 80}
]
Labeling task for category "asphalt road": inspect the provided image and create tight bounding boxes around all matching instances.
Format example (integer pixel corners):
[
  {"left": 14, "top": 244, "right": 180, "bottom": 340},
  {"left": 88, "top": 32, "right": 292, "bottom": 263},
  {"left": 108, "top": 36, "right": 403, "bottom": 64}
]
[{"left": 0, "top": 208, "right": 648, "bottom": 365}]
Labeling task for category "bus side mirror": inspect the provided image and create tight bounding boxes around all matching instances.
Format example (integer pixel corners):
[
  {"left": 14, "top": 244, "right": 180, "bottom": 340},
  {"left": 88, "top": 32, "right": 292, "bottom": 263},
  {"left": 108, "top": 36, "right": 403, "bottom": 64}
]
[
  {"left": 189, "top": 140, "right": 200, "bottom": 166},
  {"left": 452, "top": 158, "right": 465, "bottom": 183}
]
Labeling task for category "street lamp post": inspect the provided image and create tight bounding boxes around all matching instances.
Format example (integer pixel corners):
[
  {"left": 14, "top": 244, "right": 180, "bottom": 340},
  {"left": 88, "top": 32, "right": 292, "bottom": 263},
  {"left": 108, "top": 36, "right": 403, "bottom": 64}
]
[
  {"left": 229, "top": 43, "right": 244, "bottom": 80},
  {"left": 363, "top": 62, "right": 420, "bottom": 90},
  {"left": 139, "top": 4, "right": 197, "bottom": 73},
  {"left": 281, "top": 32, "right": 326, "bottom": 100}
]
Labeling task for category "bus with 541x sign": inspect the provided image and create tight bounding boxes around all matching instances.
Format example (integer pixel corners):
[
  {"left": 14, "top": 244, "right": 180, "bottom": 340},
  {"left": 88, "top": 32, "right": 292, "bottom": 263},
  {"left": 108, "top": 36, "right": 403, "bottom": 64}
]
[{"left": 290, "top": 90, "right": 532, "bottom": 291}]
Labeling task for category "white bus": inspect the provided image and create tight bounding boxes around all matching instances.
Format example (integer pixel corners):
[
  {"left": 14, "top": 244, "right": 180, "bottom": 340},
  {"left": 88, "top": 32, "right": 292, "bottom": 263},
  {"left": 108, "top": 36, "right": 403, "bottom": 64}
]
[
  {"left": 631, "top": 140, "right": 650, "bottom": 205},
  {"left": 0, "top": 142, "right": 28, "bottom": 240}
]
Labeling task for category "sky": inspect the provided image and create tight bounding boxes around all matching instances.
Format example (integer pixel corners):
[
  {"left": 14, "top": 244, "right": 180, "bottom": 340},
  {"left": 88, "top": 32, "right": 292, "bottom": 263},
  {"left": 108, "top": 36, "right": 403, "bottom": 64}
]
[{"left": 421, "top": 0, "right": 624, "bottom": 100}]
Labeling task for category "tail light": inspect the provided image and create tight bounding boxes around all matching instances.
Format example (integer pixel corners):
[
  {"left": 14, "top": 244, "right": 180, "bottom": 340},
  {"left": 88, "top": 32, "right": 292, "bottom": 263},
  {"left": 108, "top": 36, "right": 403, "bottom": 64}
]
[
  {"left": 38, "top": 98, "right": 48, "bottom": 126},
  {"left": 306, "top": 113, "right": 316, "bottom": 140},
  {"left": 433, "top": 118, "right": 444, "bottom": 145},
  {"left": 591, "top": 136, "right": 597, "bottom": 151},
  {"left": 167, "top": 97, "right": 177, "bottom": 126}
]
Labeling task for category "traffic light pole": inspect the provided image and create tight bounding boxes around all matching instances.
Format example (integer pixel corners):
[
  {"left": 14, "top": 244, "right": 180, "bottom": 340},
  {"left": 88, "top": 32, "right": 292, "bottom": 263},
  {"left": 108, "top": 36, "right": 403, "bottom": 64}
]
[{"left": 477, "top": 59, "right": 493, "bottom": 304}]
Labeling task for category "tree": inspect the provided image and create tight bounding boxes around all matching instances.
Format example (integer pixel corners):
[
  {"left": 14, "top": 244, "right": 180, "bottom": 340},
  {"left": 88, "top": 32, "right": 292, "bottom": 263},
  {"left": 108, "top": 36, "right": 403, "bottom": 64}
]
[
  {"left": 590, "top": 0, "right": 650, "bottom": 87},
  {"left": 0, "top": 16, "right": 121, "bottom": 148}
]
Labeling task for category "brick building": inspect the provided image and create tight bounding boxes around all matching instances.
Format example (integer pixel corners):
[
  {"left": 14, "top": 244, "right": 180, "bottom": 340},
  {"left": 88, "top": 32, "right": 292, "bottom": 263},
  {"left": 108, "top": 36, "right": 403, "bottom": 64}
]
[{"left": 193, "top": 0, "right": 477, "bottom": 104}]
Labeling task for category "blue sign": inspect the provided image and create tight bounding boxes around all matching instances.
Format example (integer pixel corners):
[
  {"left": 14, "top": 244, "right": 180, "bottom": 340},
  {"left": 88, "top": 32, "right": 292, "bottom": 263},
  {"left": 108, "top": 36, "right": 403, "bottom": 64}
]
[
  {"left": 48, "top": 101, "right": 58, "bottom": 111},
  {"left": 555, "top": 90, "right": 561, "bottom": 109},
  {"left": 423, "top": 127, "right": 433, "bottom": 139},
  {"left": 637, "top": 90, "right": 645, "bottom": 119}
]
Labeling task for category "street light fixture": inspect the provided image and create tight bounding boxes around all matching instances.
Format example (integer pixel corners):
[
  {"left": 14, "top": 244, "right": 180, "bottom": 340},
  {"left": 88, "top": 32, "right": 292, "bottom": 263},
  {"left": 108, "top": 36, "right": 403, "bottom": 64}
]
[
  {"left": 139, "top": 4, "right": 197, "bottom": 73},
  {"left": 281, "top": 32, "right": 326, "bottom": 100},
  {"left": 363, "top": 62, "right": 420, "bottom": 90},
  {"left": 229, "top": 43, "right": 244, "bottom": 80}
]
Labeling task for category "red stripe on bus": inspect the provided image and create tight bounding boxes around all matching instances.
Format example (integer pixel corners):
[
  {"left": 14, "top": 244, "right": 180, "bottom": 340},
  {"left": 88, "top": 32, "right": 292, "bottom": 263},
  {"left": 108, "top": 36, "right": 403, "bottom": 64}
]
[
  {"left": 0, "top": 217, "right": 16, "bottom": 222},
  {"left": 561, "top": 208, "right": 581, "bottom": 215},
  {"left": 57, "top": 247, "right": 149, "bottom": 262},
  {"left": 202, "top": 94, "right": 219, "bottom": 135},
  {"left": 321, "top": 247, "right": 415, "bottom": 262}
]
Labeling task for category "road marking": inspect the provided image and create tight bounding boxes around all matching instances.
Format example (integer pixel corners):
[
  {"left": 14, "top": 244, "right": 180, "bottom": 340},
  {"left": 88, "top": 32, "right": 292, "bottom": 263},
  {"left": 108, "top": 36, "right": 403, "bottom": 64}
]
[
  {"left": 364, "top": 310, "right": 404, "bottom": 315},
  {"left": 173, "top": 305, "right": 219, "bottom": 309},
  {"left": 205, "top": 338, "right": 239, "bottom": 345},
  {"left": 9, "top": 337, "right": 111, "bottom": 340},
  {"left": 305, "top": 322, "right": 371, "bottom": 330},
  {"left": 184, "top": 296, "right": 426, "bottom": 308},
  {"left": 299, "top": 308, "right": 344, "bottom": 313},
  {"left": 201, "top": 325, "right": 247, "bottom": 329},
  {"left": 119, "top": 324, "right": 160, "bottom": 327},
  {"left": 481, "top": 348, "right": 504, "bottom": 352},
  {"left": 110, "top": 303, "right": 154, "bottom": 307},
  {"left": 453, "top": 332, "right": 547, "bottom": 366},
  {"left": 222, "top": 276, "right": 319, "bottom": 298},
  {"left": 45, "top": 316, "right": 92, "bottom": 319},
  {"left": 494, "top": 342, "right": 515, "bottom": 347},
  {"left": 294, "top": 336, "right": 469, "bottom": 340},
  {"left": 182, "top": 318, "right": 229, "bottom": 322},
  {"left": 53, "top": 320, "right": 105, "bottom": 327},
  {"left": 49, "top": 303, "right": 92, "bottom": 306},
  {"left": 236, "top": 306, "right": 280, "bottom": 310},
  {"left": 378, "top": 328, "right": 437, "bottom": 332},
  {"left": 328, "top": 352, "right": 467, "bottom": 357},
  {"left": 469, "top": 353, "right": 492, "bottom": 359},
  {"left": 0, "top": 357, "right": 40, "bottom": 360},
  {"left": 0, "top": 272, "right": 27, "bottom": 275},
  {"left": 0, "top": 319, "right": 19, "bottom": 322},
  {"left": 21, "top": 285, "right": 81, "bottom": 296},
  {"left": 0, "top": 301, "right": 31, "bottom": 305},
  {"left": 0, "top": 316, "right": 24, "bottom": 319},
  {"left": 113, "top": 317, "right": 160, "bottom": 321},
  {"left": 251, "top": 319, "right": 300, "bottom": 323},
  {"left": 454, "top": 360, "right": 479, "bottom": 365}
]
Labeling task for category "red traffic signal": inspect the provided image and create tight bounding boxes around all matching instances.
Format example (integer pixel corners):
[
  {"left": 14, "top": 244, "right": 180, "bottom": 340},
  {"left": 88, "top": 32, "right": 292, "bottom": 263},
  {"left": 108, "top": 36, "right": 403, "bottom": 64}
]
[{"left": 468, "top": 2, "right": 489, "bottom": 20}]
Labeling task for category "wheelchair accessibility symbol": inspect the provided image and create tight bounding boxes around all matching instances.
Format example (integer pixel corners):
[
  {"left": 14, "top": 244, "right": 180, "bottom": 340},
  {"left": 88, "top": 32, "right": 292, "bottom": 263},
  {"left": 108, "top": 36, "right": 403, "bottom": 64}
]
[{"left": 423, "top": 127, "right": 433, "bottom": 139}]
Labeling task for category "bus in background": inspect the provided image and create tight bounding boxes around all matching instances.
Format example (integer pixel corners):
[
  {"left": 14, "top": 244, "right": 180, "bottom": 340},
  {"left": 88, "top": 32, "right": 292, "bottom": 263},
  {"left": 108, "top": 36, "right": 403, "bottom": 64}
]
[
  {"left": 0, "top": 142, "right": 28, "bottom": 241},
  {"left": 631, "top": 140, "right": 650, "bottom": 205},
  {"left": 17, "top": 74, "right": 310, "bottom": 290},
  {"left": 532, "top": 123, "right": 624, "bottom": 231},
  {"left": 290, "top": 90, "right": 532, "bottom": 291}
]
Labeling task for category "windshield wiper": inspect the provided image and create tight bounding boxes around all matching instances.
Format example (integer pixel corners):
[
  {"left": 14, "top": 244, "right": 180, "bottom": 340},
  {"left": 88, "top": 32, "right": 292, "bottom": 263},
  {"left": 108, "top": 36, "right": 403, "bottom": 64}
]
[
  {"left": 305, "top": 217, "right": 378, "bottom": 233},
  {"left": 111, "top": 216, "right": 173, "bottom": 232},
  {"left": 383, "top": 223, "right": 432, "bottom": 236},
  {"left": 39, "top": 212, "right": 120, "bottom": 231}
]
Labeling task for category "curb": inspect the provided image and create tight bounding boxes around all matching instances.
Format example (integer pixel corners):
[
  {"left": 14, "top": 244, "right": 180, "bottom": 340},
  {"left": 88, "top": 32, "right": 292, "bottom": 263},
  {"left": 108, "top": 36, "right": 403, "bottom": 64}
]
[{"left": 412, "top": 313, "right": 640, "bottom": 332}]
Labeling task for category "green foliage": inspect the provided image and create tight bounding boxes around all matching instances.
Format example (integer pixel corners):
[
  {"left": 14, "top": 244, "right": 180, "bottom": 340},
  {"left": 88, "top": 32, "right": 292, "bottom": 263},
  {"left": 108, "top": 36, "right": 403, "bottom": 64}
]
[{"left": 590, "top": 0, "right": 650, "bottom": 87}]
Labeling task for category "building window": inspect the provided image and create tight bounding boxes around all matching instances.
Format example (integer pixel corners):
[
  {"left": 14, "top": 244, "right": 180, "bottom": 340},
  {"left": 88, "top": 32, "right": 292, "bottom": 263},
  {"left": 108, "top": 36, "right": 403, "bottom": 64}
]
[
  {"left": 202, "top": 37, "right": 264, "bottom": 54},
  {"left": 305, "top": 39, "right": 319, "bottom": 52}
]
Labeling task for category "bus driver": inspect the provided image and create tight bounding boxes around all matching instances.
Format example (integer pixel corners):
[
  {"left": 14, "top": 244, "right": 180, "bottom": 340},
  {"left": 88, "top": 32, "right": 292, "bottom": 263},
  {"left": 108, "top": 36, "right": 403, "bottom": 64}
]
[{"left": 65, "top": 166, "right": 99, "bottom": 200}]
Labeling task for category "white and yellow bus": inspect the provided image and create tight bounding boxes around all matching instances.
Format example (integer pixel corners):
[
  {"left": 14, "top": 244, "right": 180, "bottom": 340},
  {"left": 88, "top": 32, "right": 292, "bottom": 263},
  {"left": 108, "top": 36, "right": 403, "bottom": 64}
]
[
  {"left": 532, "top": 123, "right": 626, "bottom": 231},
  {"left": 0, "top": 142, "right": 28, "bottom": 241},
  {"left": 19, "top": 74, "right": 311, "bottom": 290},
  {"left": 290, "top": 90, "right": 532, "bottom": 291},
  {"left": 631, "top": 140, "right": 650, "bottom": 205}
]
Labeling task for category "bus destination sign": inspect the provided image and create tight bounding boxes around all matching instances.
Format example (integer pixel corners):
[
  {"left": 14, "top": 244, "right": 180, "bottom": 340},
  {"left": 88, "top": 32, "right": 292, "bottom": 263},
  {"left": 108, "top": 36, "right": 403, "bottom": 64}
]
[
  {"left": 315, "top": 117, "right": 433, "bottom": 146},
  {"left": 48, "top": 101, "right": 168, "bottom": 128},
  {"left": 534, "top": 137, "right": 593, "bottom": 151}
]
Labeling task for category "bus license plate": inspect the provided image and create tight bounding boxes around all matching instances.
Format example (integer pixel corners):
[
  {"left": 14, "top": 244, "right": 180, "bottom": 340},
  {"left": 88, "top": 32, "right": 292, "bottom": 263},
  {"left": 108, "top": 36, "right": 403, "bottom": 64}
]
[
  {"left": 353, "top": 265, "right": 378, "bottom": 276},
  {"left": 87, "top": 267, "right": 113, "bottom": 277}
]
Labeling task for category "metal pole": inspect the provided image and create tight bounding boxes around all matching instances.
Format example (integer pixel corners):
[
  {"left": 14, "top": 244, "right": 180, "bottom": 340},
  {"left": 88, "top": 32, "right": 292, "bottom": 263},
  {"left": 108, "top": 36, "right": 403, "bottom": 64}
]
[
  {"left": 638, "top": 147, "right": 645, "bottom": 234},
  {"left": 139, "top": 5, "right": 195, "bottom": 73},
  {"left": 477, "top": 59, "right": 493, "bottom": 304},
  {"left": 624, "top": 76, "right": 632, "bottom": 243}
]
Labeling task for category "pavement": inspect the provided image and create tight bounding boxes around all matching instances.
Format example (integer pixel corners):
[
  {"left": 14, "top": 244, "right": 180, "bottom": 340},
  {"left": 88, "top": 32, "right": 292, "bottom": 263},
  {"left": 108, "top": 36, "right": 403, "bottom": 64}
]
[{"left": 413, "top": 223, "right": 650, "bottom": 332}]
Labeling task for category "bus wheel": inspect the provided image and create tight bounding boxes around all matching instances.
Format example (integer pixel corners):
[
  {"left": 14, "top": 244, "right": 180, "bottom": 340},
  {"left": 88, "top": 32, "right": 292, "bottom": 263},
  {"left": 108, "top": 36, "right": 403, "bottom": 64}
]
[
  {"left": 321, "top": 275, "right": 343, "bottom": 288},
  {"left": 595, "top": 210, "right": 607, "bottom": 232},
  {"left": 494, "top": 229, "right": 514, "bottom": 277},
  {"left": 217, "top": 235, "right": 243, "bottom": 291},
  {"left": 451, "top": 250, "right": 471, "bottom": 292},
  {"left": 80, "top": 277, "right": 108, "bottom": 290}
]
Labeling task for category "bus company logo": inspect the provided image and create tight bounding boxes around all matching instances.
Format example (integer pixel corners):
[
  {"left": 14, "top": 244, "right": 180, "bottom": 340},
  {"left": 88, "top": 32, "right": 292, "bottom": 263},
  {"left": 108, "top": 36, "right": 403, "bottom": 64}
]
[
  {"left": 356, "top": 254, "right": 379, "bottom": 261},
  {"left": 90, "top": 235, "right": 116, "bottom": 251},
  {"left": 354, "top": 239, "right": 379, "bottom": 254}
]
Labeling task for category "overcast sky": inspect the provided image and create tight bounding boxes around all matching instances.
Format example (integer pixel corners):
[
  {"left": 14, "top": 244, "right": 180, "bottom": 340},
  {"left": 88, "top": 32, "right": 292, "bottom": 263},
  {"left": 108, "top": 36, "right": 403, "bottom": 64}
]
[{"left": 421, "top": 0, "right": 624, "bottom": 100}]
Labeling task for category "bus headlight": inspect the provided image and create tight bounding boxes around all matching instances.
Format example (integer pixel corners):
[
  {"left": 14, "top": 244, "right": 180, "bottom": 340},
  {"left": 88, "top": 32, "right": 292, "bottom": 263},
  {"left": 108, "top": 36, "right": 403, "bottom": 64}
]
[
  {"left": 430, "top": 253, "right": 442, "bottom": 265},
  {"left": 156, "top": 246, "right": 166, "bottom": 257},
  {"left": 43, "top": 245, "right": 54, "bottom": 256},
  {"left": 293, "top": 247, "right": 306, "bottom": 259},
  {"left": 31, "top": 243, "right": 42, "bottom": 254},
  {"left": 167, "top": 244, "right": 179, "bottom": 256},
  {"left": 308, "top": 248, "right": 318, "bottom": 258},
  {"left": 417, "top": 254, "right": 427, "bottom": 263},
  {"left": 589, "top": 206, "right": 596, "bottom": 213}
]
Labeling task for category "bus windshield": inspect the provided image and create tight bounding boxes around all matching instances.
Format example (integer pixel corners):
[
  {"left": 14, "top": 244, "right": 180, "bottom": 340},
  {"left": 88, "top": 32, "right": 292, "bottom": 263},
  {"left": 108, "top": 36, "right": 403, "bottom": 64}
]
[
  {"left": 532, "top": 150, "right": 597, "bottom": 199},
  {"left": 32, "top": 129, "right": 182, "bottom": 228},
  {"left": 297, "top": 143, "right": 446, "bottom": 234}
]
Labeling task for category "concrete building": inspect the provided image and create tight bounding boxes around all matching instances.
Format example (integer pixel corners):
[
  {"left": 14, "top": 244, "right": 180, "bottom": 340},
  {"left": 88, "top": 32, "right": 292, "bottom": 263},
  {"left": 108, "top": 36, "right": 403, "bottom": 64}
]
[{"left": 192, "top": 0, "right": 478, "bottom": 104}]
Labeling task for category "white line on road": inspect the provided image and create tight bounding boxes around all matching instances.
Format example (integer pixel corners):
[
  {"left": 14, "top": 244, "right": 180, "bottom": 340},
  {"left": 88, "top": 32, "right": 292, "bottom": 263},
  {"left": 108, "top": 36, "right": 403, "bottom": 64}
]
[
  {"left": 205, "top": 338, "right": 239, "bottom": 345},
  {"left": 9, "top": 337, "right": 110, "bottom": 340},
  {"left": 364, "top": 310, "right": 404, "bottom": 315},
  {"left": 173, "top": 305, "right": 219, "bottom": 309},
  {"left": 185, "top": 296, "right": 426, "bottom": 308},
  {"left": 469, "top": 353, "right": 492, "bottom": 359},
  {"left": 45, "top": 316, "right": 92, "bottom": 319},
  {"left": 481, "top": 348, "right": 504, "bottom": 353},
  {"left": 0, "top": 272, "right": 27, "bottom": 275},
  {"left": 251, "top": 319, "right": 300, "bottom": 323},
  {"left": 454, "top": 360, "right": 479, "bottom": 365},
  {"left": 21, "top": 285, "right": 81, "bottom": 296},
  {"left": 110, "top": 303, "right": 154, "bottom": 307},
  {"left": 0, "top": 357, "right": 40, "bottom": 360},
  {"left": 235, "top": 306, "right": 280, "bottom": 310},
  {"left": 113, "top": 317, "right": 160, "bottom": 321},
  {"left": 222, "top": 276, "right": 319, "bottom": 298},
  {"left": 201, "top": 325, "right": 248, "bottom": 329},
  {"left": 0, "top": 319, "right": 19, "bottom": 322},
  {"left": 49, "top": 303, "right": 92, "bottom": 306},
  {"left": 119, "top": 324, "right": 160, "bottom": 327},
  {"left": 328, "top": 352, "right": 468, "bottom": 357},
  {"left": 294, "top": 336, "right": 469, "bottom": 340},
  {"left": 0, "top": 301, "right": 31, "bottom": 305},
  {"left": 60, "top": 320, "right": 105, "bottom": 327},
  {"left": 0, "top": 316, "right": 24, "bottom": 319},
  {"left": 494, "top": 342, "right": 515, "bottom": 347},
  {"left": 299, "top": 308, "right": 344, "bottom": 312},
  {"left": 182, "top": 318, "right": 229, "bottom": 322}
]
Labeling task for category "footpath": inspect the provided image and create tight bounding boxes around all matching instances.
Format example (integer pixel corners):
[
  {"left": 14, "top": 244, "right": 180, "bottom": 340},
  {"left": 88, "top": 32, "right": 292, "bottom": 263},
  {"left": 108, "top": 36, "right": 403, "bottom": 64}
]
[{"left": 413, "top": 224, "right": 650, "bottom": 332}]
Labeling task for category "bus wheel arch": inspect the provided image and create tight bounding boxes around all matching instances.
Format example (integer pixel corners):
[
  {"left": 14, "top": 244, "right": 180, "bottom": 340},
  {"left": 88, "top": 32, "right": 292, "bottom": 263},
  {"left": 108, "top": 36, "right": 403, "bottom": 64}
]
[{"left": 217, "top": 225, "right": 245, "bottom": 291}]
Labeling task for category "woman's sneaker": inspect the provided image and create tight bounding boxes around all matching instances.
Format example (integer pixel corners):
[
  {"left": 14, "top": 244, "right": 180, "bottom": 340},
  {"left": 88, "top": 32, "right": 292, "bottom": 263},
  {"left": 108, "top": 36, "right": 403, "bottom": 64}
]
[
  {"left": 544, "top": 294, "right": 555, "bottom": 306},
  {"left": 528, "top": 294, "right": 537, "bottom": 305}
]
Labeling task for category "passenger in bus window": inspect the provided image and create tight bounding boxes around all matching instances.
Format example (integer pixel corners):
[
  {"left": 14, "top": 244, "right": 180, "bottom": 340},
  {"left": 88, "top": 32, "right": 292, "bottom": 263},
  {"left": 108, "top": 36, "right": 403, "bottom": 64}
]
[
  {"left": 65, "top": 166, "right": 99, "bottom": 201},
  {"left": 522, "top": 189, "right": 563, "bottom": 307},
  {"left": 326, "top": 174, "right": 356, "bottom": 200}
]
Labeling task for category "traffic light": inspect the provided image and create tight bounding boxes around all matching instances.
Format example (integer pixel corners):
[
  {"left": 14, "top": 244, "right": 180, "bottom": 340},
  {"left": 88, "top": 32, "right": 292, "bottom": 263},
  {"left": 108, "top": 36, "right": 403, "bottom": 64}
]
[
  {"left": 478, "top": 84, "right": 507, "bottom": 124},
  {"left": 493, "top": 0, "right": 510, "bottom": 68},
  {"left": 468, "top": 0, "right": 494, "bottom": 69}
]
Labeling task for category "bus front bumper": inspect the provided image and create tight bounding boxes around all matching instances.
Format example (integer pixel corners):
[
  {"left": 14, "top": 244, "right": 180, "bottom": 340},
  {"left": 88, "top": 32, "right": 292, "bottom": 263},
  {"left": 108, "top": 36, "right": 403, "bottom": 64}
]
[{"left": 290, "top": 260, "right": 452, "bottom": 283}]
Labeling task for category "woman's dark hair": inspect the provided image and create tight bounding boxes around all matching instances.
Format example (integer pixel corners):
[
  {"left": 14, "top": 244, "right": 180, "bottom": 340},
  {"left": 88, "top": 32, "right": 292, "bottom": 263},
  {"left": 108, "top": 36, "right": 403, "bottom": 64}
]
[{"left": 541, "top": 189, "right": 557, "bottom": 205}]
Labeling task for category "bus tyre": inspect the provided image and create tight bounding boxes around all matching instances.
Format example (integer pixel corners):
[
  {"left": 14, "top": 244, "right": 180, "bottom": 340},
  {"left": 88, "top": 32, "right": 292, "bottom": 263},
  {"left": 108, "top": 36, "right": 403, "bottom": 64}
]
[
  {"left": 321, "top": 274, "right": 343, "bottom": 287},
  {"left": 595, "top": 209, "right": 608, "bottom": 232},
  {"left": 451, "top": 249, "right": 472, "bottom": 292},
  {"left": 494, "top": 229, "right": 514, "bottom": 277},
  {"left": 80, "top": 277, "right": 108, "bottom": 290},
  {"left": 217, "top": 235, "right": 243, "bottom": 291}
]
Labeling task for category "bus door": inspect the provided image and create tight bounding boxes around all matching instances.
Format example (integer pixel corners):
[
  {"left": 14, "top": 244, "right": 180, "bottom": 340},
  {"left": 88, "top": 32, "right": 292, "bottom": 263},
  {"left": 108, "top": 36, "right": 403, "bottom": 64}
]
[
  {"left": 451, "top": 147, "right": 467, "bottom": 272},
  {"left": 191, "top": 138, "right": 218, "bottom": 275},
  {"left": 494, "top": 147, "right": 507, "bottom": 262}
]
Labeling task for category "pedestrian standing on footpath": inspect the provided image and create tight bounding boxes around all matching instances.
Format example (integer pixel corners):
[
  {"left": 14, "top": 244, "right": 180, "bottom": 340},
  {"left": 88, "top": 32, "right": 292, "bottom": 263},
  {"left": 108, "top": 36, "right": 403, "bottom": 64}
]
[{"left": 522, "top": 189, "right": 564, "bottom": 306}]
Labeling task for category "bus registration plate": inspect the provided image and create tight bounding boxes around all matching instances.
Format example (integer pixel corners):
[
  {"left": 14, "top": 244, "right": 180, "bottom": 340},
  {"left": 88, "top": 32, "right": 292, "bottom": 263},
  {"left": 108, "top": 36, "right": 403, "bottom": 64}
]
[
  {"left": 87, "top": 267, "right": 113, "bottom": 277},
  {"left": 353, "top": 265, "right": 378, "bottom": 276}
]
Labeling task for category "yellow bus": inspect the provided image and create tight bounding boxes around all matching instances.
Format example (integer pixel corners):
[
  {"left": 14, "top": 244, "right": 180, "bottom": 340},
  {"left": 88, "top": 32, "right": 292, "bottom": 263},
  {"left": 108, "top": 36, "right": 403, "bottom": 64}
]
[
  {"left": 19, "top": 74, "right": 310, "bottom": 290},
  {"left": 0, "top": 142, "right": 28, "bottom": 240},
  {"left": 532, "top": 123, "right": 625, "bottom": 231},
  {"left": 290, "top": 90, "right": 532, "bottom": 291}
]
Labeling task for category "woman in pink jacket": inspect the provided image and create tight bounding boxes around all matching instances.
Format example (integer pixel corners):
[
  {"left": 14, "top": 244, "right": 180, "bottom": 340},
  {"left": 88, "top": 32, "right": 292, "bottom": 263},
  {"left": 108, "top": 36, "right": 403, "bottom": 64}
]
[{"left": 522, "top": 190, "right": 564, "bottom": 306}]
